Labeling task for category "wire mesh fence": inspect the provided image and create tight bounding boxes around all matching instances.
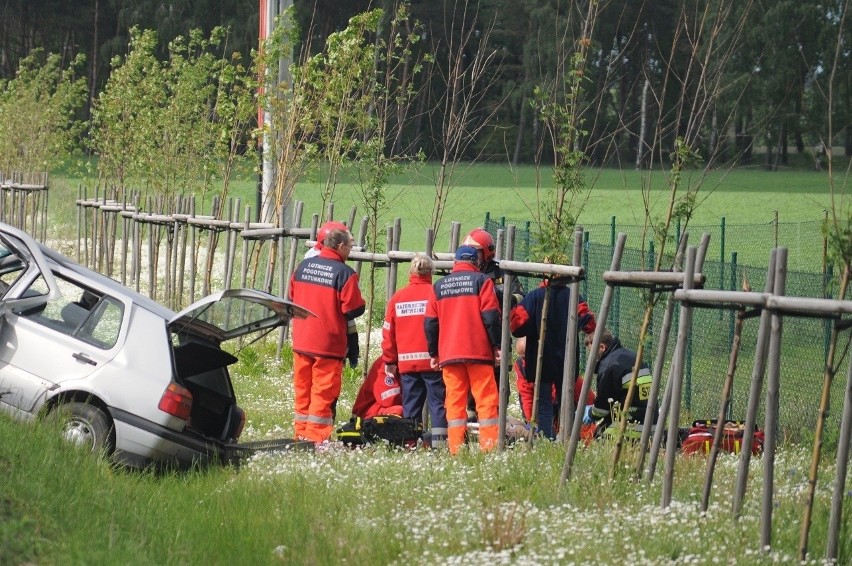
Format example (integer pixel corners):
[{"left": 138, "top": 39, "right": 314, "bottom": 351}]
[
  {"left": 485, "top": 214, "right": 842, "bottom": 441},
  {"left": 66, "top": 192, "right": 842, "bottom": 441}
]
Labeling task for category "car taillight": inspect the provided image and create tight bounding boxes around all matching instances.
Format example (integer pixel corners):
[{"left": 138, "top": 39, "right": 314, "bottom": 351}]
[{"left": 158, "top": 383, "right": 193, "bottom": 421}]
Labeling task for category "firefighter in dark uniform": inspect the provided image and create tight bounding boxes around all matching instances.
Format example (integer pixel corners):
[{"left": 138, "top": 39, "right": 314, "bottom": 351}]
[
  {"left": 462, "top": 227, "right": 525, "bottom": 307},
  {"left": 583, "top": 327, "right": 656, "bottom": 434}
]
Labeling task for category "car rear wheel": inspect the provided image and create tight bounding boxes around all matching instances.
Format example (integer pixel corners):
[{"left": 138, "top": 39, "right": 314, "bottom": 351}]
[{"left": 58, "top": 402, "right": 115, "bottom": 456}]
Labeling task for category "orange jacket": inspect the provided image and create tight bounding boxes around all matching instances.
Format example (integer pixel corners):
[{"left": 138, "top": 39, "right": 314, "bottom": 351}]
[
  {"left": 381, "top": 273, "right": 434, "bottom": 374},
  {"left": 424, "top": 262, "right": 501, "bottom": 366},
  {"left": 289, "top": 246, "right": 365, "bottom": 358},
  {"left": 351, "top": 359, "right": 403, "bottom": 419}
]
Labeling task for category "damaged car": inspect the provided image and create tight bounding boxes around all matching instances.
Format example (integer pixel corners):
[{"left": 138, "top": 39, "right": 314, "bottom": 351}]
[{"left": 0, "top": 221, "right": 313, "bottom": 468}]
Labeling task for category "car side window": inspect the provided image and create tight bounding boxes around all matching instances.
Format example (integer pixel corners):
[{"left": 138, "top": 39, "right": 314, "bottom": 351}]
[
  {"left": 16, "top": 276, "right": 124, "bottom": 349},
  {"left": 79, "top": 297, "right": 123, "bottom": 348}
]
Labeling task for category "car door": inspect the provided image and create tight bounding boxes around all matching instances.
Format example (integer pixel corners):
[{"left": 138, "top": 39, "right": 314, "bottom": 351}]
[
  {"left": 0, "top": 223, "right": 62, "bottom": 413},
  {"left": 0, "top": 273, "right": 127, "bottom": 411}
]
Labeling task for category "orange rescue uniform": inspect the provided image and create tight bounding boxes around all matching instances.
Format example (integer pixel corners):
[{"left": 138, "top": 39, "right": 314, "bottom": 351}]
[{"left": 424, "top": 259, "right": 502, "bottom": 454}]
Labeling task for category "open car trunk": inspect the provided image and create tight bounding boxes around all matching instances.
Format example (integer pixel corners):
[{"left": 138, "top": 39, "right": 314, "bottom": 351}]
[
  {"left": 171, "top": 334, "right": 314, "bottom": 463},
  {"left": 172, "top": 337, "right": 241, "bottom": 441},
  {"left": 168, "top": 289, "right": 318, "bottom": 463}
]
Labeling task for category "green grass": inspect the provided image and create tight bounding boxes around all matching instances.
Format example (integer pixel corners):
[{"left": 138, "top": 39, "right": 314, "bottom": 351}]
[
  {"left": 5, "top": 160, "right": 850, "bottom": 563},
  {"left": 46, "top": 160, "right": 846, "bottom": 275},
  {"left": 3, "top": 347, "right": 850, "bottom": 565},
  {"left": 48, "top": 160, "right": 847, "bottom": 242}
]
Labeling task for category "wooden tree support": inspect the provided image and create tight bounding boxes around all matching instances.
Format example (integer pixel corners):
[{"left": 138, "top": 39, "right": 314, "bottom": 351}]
[
  {"left": 0, "top": 171, "right": 49, "bottom": 240},
  {"left": 651, "top": 247, "right": 851, "bottom": 560}
]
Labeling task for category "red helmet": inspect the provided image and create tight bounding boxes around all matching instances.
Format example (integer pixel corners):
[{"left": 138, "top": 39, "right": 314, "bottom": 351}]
[
  {"left": 316, "top": 221, "right": 348, "bottom": 247},
  {"left": 463, "top": 228, "right": 495, "bottom": 261}
]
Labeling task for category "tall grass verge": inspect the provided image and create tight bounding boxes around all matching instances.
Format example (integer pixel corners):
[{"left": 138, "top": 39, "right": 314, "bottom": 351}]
[{"left": 2, "top": 410, "right": 848, "bottom": 564}]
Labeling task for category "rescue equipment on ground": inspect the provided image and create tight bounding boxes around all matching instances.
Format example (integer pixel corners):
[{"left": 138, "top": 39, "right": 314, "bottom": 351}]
[
  {"left": 680, "top": 419, "right": 765, "bottom": 456},
  {"left": 336, "top": 415, "right": 423, "bottom": 446}
]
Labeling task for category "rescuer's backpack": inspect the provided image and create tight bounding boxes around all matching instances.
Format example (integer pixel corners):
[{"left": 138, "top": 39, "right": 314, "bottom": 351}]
[
  {"left": 336, "top": 415, "right": 422, "bottom": 447},
  {"left": 680, "top": 419, "right": 764, "bottom": 456}
]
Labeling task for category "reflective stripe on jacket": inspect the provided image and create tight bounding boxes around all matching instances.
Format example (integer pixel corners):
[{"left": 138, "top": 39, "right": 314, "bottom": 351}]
[
  {"left": 382, "top": 273, "right": 435, "bottom": 374},
  {"left": 591, "top": 338, "right": 651, "bottom": 422}
]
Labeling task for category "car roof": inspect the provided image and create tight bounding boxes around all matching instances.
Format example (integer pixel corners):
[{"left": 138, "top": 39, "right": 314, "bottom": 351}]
[
  {"left": 36, "top": 243, "right": 313, "bottom": 341},
  {"left": 38, "top": 244, "right": 176, "bottom": 320}
]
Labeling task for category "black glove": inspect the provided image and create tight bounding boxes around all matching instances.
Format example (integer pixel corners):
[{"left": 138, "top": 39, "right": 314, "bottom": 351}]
[{"left": 346, "top": 330, "right": 359, "bottom": 368}]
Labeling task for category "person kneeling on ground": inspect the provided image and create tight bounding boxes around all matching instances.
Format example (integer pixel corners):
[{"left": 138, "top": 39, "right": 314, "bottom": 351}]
[
  {"left": 583, "top": 327, "right": 657, "bottom": 436},
  {"left": 351, "top": 358, "right": 404, "bottom": 420}
]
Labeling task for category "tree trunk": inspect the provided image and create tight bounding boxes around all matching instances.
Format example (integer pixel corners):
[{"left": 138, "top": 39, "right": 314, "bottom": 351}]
[
  {"left": 846, "top": 126, "right": 852, "bottom": 158},
  {"left": 765, "top": 131, "right": 774, "bottom": 170},
  {"left": 635, "top": 78, "right": 649, "bottom": 169},
  {"left": 708, "top": 105, "right": 718, "bottom": 163},
  {"left": 512, "top": 93, "right": 527, "bottom": 166}
]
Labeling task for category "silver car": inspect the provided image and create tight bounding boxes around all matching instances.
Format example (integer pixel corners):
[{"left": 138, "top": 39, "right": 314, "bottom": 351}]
[{"left": 0, "top": 222, "right": 313, "bottom": 468}]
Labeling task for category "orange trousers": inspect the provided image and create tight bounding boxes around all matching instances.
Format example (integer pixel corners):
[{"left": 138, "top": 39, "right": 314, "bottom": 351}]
[
  {"left": 443, "top": 362, "right": 499, "bottom": 454},
  {"left": 293, "top": 352, "right": 343, "bottom": 442}
]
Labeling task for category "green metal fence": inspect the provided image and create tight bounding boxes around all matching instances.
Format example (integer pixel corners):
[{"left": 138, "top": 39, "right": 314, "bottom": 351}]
[{"left": 485, "top": 214, "right": 842, "bottom": 440}]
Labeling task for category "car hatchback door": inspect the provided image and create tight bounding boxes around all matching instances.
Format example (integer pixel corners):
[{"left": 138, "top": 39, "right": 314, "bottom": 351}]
[{"left": 168, "top": 288, "right": 314, "bottom": 342}]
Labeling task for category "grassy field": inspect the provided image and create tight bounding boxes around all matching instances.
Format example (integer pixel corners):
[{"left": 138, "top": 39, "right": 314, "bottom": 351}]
[
  {"left": 43, "top": 159, "right": 846, "bottom": 276},
  {"left": 2, "top": 335, "right": 850, "bottom": 565},
  {"left": 3, "top": 160, "right": 849, "bottom": 564},
  {"left": 47, "top": 161, "right": 844, "bottom": 243}
]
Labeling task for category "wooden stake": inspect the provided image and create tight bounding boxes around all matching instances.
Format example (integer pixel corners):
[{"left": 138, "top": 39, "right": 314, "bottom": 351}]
[
  {"left": 760, "top": 247, "right": 787, "bottom": 550},
  {"left": 661, "top": 246, "right": 697, "bottom": 507},
  {"left": 635, "top": 231, "right": 688, "bottom": 478},
  {"left": 732, "top": 249, "right": 777, "bottom": 517},
  {"left": 701, "top": 272, "right": 751, "bottom": 512},
  {"left": 800, "top": 264, "right": 849, "bottom": 560},
  {"left": 826, "top": 336, "right": 852, "bottom": 560},
  {"left": 558, "top": 228, "right": 585, "bottom": 443},
  {"left": 527, "top": 281, "right": 552, "bottom": 446},
  {"left": 560, "top": 233, "right": 627, "bottom": 485}
]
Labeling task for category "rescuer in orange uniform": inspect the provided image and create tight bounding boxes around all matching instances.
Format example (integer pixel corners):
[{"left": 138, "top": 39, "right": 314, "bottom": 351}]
[
  {"left": 289, "top": 226, "right": 365, "bottom": 443},
  {"left": 460, "top": 227, "right": 523, "bottom": 420},
  {"left": 304, "top": 220, "right": 348, "bottom": 259},
  {"left": 424, "top": 245, "right": 502, "bottom": 454},
  {"left": 351, "top": 358, "right": 404, "bottom": 420},
  {"left": 382, "top": 253, "right": 447, "bottom": 448},
  {"left": 305, "top": 220, "right": 359, "bottom": 368}
]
